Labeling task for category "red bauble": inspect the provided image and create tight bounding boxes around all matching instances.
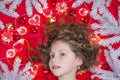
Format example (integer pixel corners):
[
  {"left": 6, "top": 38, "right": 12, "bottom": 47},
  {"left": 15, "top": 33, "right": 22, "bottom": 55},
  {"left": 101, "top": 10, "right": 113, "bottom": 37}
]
[
  {"left": 82, "top": 16, "right": 90, "bottom": 23},
  {"left": 18, "top": 16, "right": 27, "bottom": 25},
  {"left": 30, "top": 27, "right": 38, "bottom": 34},
  {"left": 6, "top": 49, "right": 16, "bottom": 58},
  {"left": 17, "top": 26, "right": 27, "bottom": 35},
  {"left": 13, "top": 34, "right": 20, "bottom": 41}
]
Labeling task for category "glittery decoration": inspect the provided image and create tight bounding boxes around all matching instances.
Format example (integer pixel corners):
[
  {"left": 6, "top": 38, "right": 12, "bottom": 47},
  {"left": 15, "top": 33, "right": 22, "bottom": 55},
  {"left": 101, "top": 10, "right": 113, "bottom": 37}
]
[
  {"left": 29, "top": 14, "right": 40, "bottom": 26},
  {"left": 30, "top": 27, "right": 38, "bottom": 34},
  {"left": 89, "top": 34, "right": 101, "bottom": 45},
  {"left": 43, "top": 5, "right": 52, "bottom": 17},
  {"left": 79, "top": 8, "right": 89, "bottom": 16},
  {"left": 17, "top": 26, "right": 27, "bottom": 35},
  {"left": 49, "top": 16, "right": 56, "bottom": 23},
  {"left": 18, "top": 15, "right": 27, "bottom": 24},
  {"left": 81, "top": 16, "right": 90, "bottom": 23},
  {"left": 6, "top": 49, "right": 16, "bottom": 58},
  {"left": 28, "top": 65, "right": 39, "bottom": 78},
  {"left": 6, "top": 23, "right": 13, "bottom": 30},
  {"left": 56, "top": 2, "right": 68, "bottom": 15},
  {"left": 1, "top": 31, "right": 13, "bottom": 43},
  {"left": 12, "top": 39, "right": 24, "bottom": 52}
]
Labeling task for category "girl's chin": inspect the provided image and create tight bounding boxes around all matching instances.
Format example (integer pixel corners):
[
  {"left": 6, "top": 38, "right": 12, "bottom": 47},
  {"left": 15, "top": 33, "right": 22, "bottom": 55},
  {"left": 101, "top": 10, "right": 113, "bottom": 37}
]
[{"left": 51, "top": 71, "right": 63, "bottom": 77}]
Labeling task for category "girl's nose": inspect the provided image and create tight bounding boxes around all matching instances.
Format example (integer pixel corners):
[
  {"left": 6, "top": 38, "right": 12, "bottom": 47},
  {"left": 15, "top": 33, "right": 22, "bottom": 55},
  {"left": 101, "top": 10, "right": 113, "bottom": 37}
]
[{"left": 51, "top": 56, "right": 58, "bottom": 63}]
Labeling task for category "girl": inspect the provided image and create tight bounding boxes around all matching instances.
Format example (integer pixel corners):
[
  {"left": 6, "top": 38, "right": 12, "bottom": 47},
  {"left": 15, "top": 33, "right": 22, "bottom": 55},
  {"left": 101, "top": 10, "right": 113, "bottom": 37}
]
[{"left": 35, "top": 23, "right": 99, "bottom": 80}]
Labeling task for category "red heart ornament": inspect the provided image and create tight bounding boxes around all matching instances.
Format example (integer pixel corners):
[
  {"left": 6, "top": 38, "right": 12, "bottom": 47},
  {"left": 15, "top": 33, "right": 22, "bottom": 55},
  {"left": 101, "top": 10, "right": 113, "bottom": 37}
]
[{"left": 29, "top": 14, "right": 40, "bottom": 26}]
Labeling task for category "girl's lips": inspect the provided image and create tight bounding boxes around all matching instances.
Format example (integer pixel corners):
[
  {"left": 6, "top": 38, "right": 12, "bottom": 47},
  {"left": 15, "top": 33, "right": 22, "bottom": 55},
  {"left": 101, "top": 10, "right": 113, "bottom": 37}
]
[{"left": 52, "top": 65, "right": 60, "bottom": 69}]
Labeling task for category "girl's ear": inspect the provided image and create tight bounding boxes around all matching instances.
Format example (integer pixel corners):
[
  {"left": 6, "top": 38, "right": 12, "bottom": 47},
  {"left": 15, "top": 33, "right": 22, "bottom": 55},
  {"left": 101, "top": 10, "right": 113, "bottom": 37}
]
[{"left": 76, "top": 57, "right": 83, "bottom": 66}]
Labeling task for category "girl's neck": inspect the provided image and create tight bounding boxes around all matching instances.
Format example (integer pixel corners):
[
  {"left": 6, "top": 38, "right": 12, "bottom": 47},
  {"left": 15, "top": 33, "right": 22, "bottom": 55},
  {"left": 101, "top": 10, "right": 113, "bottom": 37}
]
[
  {"left": 58, "top": 73, "right": 77, "bottom": 80},
  {"left": 58, "top": 76, "right": 77, "bottom": 80}
]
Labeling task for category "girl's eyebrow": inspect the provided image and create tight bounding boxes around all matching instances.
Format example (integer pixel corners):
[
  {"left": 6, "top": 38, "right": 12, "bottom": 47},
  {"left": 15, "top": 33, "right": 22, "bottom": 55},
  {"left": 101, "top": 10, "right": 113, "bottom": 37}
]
[{"left": 49, "top": 51, "right": 55, "bottom": 54}]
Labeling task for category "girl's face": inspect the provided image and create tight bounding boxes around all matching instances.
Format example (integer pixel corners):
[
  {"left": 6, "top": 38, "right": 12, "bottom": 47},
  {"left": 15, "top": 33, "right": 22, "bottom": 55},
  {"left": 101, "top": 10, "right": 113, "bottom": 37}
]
[{"left": 49, "top": 40, "right": 82, "bottom": 78}]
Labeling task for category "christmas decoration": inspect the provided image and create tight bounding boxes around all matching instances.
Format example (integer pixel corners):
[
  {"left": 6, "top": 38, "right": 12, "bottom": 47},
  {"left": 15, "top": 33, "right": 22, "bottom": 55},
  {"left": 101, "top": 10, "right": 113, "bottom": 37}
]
[
  {"left": 18, "top": 16, "right": 27, "bottom": 25},
  {"left": 28, "top": 14, "right": 41, "bottom": 26},
  {"left": 17, "top": 26, "right": 27, "bottom": 35},
  {"left": 6, "top": 23, "right": 14, "bottom": 30},
  {"left": 79, "top": 8, "right": 89, "bottom": 16},
  {"left": 6, "top": 49, "right": 16, "bottom": 58},
  {"left": 30, "top": 27, "right": 38, "bottom": 34},
  {"left": 0, "top": 20, "right": 5, "bottom": 29},
  {"left": 56, "top": 2, "right": 68, "bottom": 15},
  {"left": 12, "top": 39, "right": 25, "bottom": 52},
  {"left": 1, "top": 30, "right": 13, "bottom": 43}
]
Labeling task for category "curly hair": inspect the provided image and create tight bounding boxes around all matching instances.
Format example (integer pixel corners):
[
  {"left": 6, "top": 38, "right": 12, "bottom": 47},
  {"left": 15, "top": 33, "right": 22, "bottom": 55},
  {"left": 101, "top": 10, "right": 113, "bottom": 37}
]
[{"left": 35, "top": 23, "right": 99, "bottom": 72}]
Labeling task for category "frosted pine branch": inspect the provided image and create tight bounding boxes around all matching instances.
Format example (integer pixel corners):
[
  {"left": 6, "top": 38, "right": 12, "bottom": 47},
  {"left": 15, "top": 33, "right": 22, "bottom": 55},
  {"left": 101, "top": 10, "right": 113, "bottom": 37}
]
[
  {"left": 99, "top": 36, "right": 120, "bottom": 47},
  {"left": 39, "top": 0, "right": 48, "bottom": 6},
  {"left": 91, "top": 67, "right": 120, "bottom": 80},
  {"left": 72, "top": 0, "right": 84, "bottom": 8},
  {"left": 91, "top": 47, "right": 120, "bottom": 80},
  {"left": 0, "top": 20, "right": 5, "bottom": 30},
  {"left": 9, "top": 0, "right": 22, "bottom": 11},
  {"left": 26, "top": 0, "right": 33, "bottom": 17},
  {"left": 0, "top": 58, "right": 33, "bottom": 80},
  {"left": 118, "top": 6, "right": 120, "bottom": 26}
]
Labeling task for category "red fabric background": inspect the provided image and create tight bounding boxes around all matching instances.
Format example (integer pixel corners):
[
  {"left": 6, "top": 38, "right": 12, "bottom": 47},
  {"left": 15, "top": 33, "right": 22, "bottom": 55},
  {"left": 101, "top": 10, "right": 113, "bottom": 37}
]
[{"left": 0, "top": 0, "right": 119, "bottom": 80}]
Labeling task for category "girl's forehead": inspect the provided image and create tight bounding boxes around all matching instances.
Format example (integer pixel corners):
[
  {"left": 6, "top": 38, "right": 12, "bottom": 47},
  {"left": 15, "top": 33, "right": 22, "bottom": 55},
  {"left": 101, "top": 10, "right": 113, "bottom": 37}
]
[
  {"left": 50, "top": 40, "right": 77, "bottom": 55},
  {"left": 51, "top": 40, "right": 69, "bottom": 47}
]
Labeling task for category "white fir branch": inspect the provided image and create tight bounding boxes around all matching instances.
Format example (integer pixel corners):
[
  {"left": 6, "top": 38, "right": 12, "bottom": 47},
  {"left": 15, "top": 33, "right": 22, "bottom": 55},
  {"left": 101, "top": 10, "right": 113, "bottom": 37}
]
[
  {"left": 0, "top": 20, "right": 5, "bottom": 30},
  {"left": 18, "top": 62, "right": 31, "bottom": 77},
  {"left": 94, "top": 27, "right": 120, "bottom": 36},
  {"left": 72, "top": 0, "right": 84, "bottom": 8},
  {"left": 26, "top": 0, "right": 43, "bottom": 17},
  {"left": 90, "top": 4, "right": 117, "bottom": 27},
  {"left": 106, "top": 47, "right": 120, "bottom": 75},
  {"left": 85, "top": 0, "right": 94, "bottom": 4},
  {"left": 11, "top": 58, "right": 21, "bottom": 80},
  {"left": 0, "top": 61, "right": 9, "bottom": 74},
  {"left": 104, "top": 49, "right": 114, "bottom": 70},
  {"left": 0, "top": 58, "right": 33, "bottom": 80},
  {"left": 91, "top": 23, "right": 118, "bottom": 30},
  {"left": 91, "top": 45, "right": 120, "bottom": 80},
  {"left": 105, "top": 0, "right": 112, "bottom": 6},
  {"left": 9, "top": 0, "right": 22, "bottom": 11},
  {"left": 0, "top": 3, "right": 19, "bottom": 18},
  {"left": 91, "top": 23, "right": 101, "bottom": 30},
  {"left": 39, "top": 0, "right": 48, "bottom": 6},
  {"left": 99, "top": 6, "right": 118, "bottom": 27},
  {"left": 31, "top": 0, "right": 43, "bottom": 14},
  {"left": 1, "top": 0, "right": 14, "bottom": 4},
  {"left": 26, "top": 0, "right": 33, "bottom": 17},
  {"left": 99, "top": 36, "right": 120, "bottom": 46},
  {"left": 118, "top": 6, "right": 120, "bottom": 26},
  {"left": 91, "top": 67, "right": 120, "bottom": 80},
  {"left": 19, "top": 72, "right": 32, "bottom": 80}
]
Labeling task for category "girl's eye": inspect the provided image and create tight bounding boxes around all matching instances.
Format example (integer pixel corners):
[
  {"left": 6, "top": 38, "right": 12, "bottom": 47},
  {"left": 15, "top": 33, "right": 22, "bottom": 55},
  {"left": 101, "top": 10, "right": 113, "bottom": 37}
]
[
  {"left": 60, "top": 52, "right": 65, "bottom": 56},
  {"left": 50, "top": 54, "right": 54, "bottom": 58}
]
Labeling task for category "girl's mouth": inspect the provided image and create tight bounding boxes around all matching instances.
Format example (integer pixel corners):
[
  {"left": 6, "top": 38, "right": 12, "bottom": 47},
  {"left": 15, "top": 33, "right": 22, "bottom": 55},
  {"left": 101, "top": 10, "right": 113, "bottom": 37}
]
[{"left": 52, "top": 65, "right": 60, "bottom": 69}]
